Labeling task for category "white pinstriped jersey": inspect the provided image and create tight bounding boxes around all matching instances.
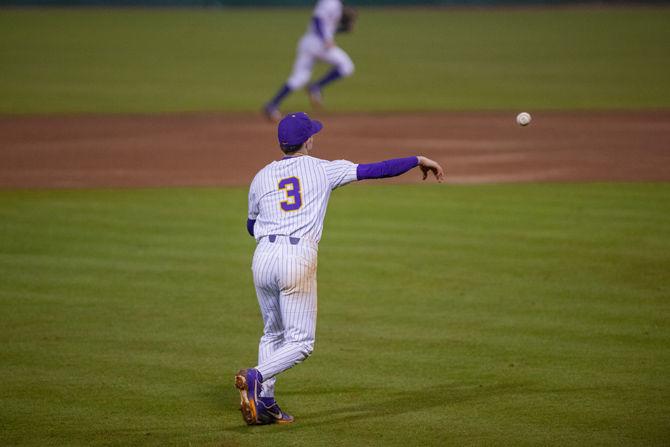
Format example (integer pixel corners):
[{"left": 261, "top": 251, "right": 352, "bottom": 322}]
[
  {"left": 248, "top": 155, "right": 358, "bottom": 244},
  {"left": 309, "top": 0, "right": 342, "bottom": 42}
]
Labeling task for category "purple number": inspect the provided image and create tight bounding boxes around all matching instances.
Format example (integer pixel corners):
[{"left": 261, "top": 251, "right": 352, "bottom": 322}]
[{"left": 279, "top": 177, "right": 302, "bottom": 211}]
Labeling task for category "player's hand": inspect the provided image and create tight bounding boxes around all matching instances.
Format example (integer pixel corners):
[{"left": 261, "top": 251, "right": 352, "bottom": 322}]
[
  {"left": 325, "top": 40, "right": 335, "bottom": 50},
  {"left": 417, "top": 156, "right": 445, "bottom": 182}
]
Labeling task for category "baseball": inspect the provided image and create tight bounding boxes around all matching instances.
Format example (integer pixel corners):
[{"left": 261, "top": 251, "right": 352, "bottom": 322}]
[{"left": 516, "top": 112, "right": 532, "bottom": 126}]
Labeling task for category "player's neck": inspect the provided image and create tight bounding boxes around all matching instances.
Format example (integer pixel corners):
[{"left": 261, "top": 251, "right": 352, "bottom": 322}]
[{"left": 283, "top": 148, "right": 309, "bottom": 158}]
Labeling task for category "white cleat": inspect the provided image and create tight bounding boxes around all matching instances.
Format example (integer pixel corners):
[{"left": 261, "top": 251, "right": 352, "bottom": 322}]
[{"left": 307, "top": 87, "right": 323, "bottom": 109}]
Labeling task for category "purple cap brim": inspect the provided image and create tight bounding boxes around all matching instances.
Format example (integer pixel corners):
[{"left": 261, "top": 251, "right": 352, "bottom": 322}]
[{"left": 310, "top": 120, "right": 323, "bottom": 137}]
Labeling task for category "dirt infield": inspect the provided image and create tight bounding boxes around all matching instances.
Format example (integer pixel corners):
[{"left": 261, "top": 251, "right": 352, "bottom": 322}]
[{"left": 1, "top": 111, "right": 669, "bottom": 189}]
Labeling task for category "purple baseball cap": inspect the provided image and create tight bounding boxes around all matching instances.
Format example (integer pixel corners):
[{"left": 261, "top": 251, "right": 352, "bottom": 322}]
[{"left": 278, "top": 112, "right": 323, "bottom": 146}]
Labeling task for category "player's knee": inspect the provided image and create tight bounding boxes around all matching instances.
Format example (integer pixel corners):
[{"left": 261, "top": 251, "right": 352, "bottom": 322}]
[
  {"left": 261, "top": 332, "right": 283, "bottom": 344},
  {"left": 338, "top": 60, "right": 355, "bottom": 77}
]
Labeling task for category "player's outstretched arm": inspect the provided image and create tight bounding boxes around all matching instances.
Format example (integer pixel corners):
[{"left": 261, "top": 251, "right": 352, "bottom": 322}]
[{"left": 356, "top": 156, "right": 445, "bottom": 182}]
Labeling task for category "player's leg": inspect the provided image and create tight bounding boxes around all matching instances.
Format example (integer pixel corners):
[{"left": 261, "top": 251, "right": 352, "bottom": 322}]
[
  {"left": 258, "top": 284, "right": 317, "bottom": 378},
  {"left": 308, "top": 46, "right": 355, "bottom": 107},
  {"left": 251, "top": 240, "right": 283, "bottom": 397},
  {"left": 256, "top": 288, "right": 283, "bottom": 399},
  {"left": 256, "top": 242, "right": 318, "bottom": 381},
  {"left": 236, "top": 240, "right": 280, "bottom": 425},
  {"left": 254, "top": 241, "right": 317, "bottom": 424},
  {"left": 264, "top": 37, "right": 317, "bottom": 120}
]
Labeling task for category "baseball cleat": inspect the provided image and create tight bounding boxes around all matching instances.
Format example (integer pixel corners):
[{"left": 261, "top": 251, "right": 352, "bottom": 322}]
[
  {"left": 307, "top": 86, "right": 323, "bottom": 109},
  {"left": 262, "top": 104, "right": 282, "bottom": 123},
  {"left": 235, "top": 368, "right": 263, "bottom": 425},
  {"left": 257, "top": 397, "right": 295, "bottom": 425}
]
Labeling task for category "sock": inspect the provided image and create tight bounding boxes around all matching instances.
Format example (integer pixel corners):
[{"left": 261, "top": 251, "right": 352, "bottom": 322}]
[
  {"left": 313, "top": 68, "right": 343, "bottom": 90},
  {"left": 268, "top": 84, "right": 292, "bottom": 108}
]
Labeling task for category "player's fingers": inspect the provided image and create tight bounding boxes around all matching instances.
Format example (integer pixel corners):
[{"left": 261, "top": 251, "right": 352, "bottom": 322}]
[{"left": 433, "top": 165, "right": 444, "bottom": 180}]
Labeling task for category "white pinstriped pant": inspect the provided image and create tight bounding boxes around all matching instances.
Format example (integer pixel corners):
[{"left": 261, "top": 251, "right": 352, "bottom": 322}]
[
  {"left": 251, "top": 236, "right": 318, "bottom": 398},
  {"left": 286, "top": 34, "right": 355, "bottom": 90}
]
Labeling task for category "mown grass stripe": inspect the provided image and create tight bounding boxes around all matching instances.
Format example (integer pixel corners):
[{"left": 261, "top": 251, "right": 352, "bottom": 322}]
[{"left": 1, "top": 184, "right": 669, "bottom": 446}]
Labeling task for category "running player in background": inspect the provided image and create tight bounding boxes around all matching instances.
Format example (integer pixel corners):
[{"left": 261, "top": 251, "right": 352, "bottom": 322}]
[
  {"left": 263, "top": 0, "right": 356, "bottom": 122},
  {"left": 235, "top": 112, "right": 444, "bottom": 425}
]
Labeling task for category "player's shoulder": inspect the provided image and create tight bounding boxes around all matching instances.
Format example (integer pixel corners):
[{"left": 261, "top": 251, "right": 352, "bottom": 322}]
[
  {"left": 314, "top": 0, "right": 341, "bottom": 13},
  {"left": 304, "top": 155, "right": 338, "bottom": 169},
  {"left": 250, "top": 161, "right": 278, "bottom": 184},
  {"left": 291, "top": 156, "right": 330, "bottom": 174},
  {"left": 303, "top": 155, "right": 327, "bottom": 164},
  {"left": 253, "top": 162, "right": 271, "bottom": 177},
  {"left": 311, "top": 157, "right": 358, "bottom": 179},
  {"left": 319, "top": 157, "right": 356, "bottom": 166},
  {"left": 285, "top": 156, "right": 341, "bottom": 178}
]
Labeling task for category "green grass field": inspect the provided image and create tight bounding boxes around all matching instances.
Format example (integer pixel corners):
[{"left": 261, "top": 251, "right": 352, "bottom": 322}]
[
  {"left": 1, "top": 184, "right": 669, "bottom": 446},
  {"left": 1, "top": 7, "right": 670, "bottom": 114}
]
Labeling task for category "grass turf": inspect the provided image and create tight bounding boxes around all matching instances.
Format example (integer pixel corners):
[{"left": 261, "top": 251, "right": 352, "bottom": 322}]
[
  {"left": 1, "top": 183, "right": 669, "bottom": 446},
  {"left": 1, "top": 7, "right": 670, "bottom": 114}
]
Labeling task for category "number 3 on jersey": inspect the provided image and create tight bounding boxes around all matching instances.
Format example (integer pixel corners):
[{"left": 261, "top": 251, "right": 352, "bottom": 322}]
[{"left": 278, "top": 177, "right": 303, "bottom": 211}]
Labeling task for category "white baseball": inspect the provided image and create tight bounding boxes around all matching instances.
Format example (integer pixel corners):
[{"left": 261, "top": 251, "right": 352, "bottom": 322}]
[{"left": 516, "top": 112, "right": 531, "bottom": 126}]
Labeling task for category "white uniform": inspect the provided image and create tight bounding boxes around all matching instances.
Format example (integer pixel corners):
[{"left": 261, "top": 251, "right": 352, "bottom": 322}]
[
  {"left": 286, "top": 0, "right": 355, "bottom": 90},
  {"left": 248, "top": 155, "right": 358, "bottom": 397}
]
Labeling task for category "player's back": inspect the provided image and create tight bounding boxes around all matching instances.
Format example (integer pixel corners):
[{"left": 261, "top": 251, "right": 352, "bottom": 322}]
[
  {"left": 248, "top": 155, "right": 357, "bottom": 243},
  {"left": 308, "top": 0, "right": 342, "bottom": 36}
]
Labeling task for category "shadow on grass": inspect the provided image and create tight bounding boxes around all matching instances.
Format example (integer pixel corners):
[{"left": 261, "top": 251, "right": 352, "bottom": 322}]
[{"left": 221, "top": 382, "right": 527, "bottom": 433}]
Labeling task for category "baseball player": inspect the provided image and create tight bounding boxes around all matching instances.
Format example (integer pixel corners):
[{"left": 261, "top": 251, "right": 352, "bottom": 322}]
[
  {"left": 235, "top": 112, "right": 444, "bottom": 425},
  {"left": 263, "top": 0, "right": 357, "bottom": 121}
]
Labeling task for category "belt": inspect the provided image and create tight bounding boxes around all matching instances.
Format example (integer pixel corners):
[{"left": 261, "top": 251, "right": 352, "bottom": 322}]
[{"left": 267, "top": 234, "right": 300, "bottom": 245}]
